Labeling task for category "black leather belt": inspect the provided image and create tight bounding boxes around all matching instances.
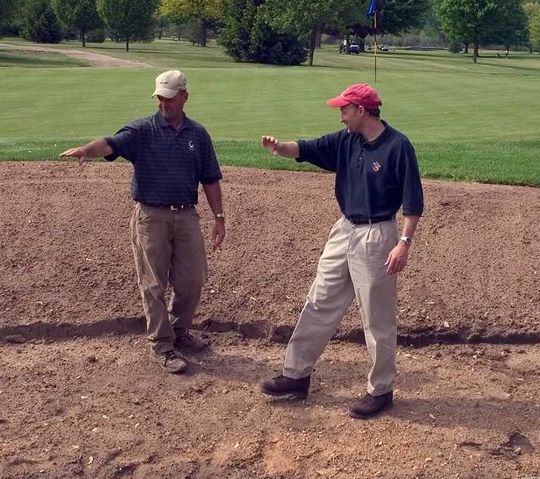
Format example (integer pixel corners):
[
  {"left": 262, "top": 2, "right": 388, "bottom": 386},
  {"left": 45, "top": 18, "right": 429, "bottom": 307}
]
[
  {"left": 141, "top": 202, "right": 194, "bottom": 211},
  {"left": 346, "top": 214, "right": 395, "bottom": 225},
  {"left": 167, "top": 204, "right": 194, "bottom": 211}
]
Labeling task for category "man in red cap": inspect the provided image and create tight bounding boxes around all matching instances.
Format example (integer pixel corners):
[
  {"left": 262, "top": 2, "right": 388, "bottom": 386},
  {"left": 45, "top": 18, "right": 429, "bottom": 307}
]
[{"left": 259, "top": 83, "right": 423, "bottom": 419}]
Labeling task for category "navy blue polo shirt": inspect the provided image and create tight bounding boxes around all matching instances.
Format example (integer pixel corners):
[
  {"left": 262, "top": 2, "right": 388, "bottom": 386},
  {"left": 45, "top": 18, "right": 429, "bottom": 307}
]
[
  {"left": 297, "top": 122, "right": 424, "bottom": 219},
  {"left": 104, "top": 112, "right": 222, "bottom": 206}
]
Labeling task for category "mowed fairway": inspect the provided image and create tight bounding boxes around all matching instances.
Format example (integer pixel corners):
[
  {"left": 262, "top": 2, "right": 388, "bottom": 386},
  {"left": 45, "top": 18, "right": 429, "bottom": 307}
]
[{"left": 1, "top": 39, "right": 539, "bottom": 184}]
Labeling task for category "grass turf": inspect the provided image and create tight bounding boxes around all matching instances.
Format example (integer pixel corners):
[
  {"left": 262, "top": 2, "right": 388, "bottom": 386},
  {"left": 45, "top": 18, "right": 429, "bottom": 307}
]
[{"left": 0, "top": 39, "right": 539, "bottom": 185}]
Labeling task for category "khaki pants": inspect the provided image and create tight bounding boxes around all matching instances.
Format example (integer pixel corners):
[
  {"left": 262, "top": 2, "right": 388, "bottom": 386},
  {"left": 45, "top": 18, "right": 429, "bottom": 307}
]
[
  {"left": 130, "top": 203, "right": 207, "bottom": 353},
  {"left": 283, "top": 216, "right": 399, "bottom": 396}
]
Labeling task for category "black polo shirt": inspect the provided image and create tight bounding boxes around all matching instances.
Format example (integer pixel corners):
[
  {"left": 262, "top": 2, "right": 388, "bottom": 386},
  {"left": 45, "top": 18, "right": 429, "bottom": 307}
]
[
  {"left": 104, "top": 112, "right": 222, "bottom": 206},
  {"left": 297, "top": 122, "right": 424, "bottom": 219}
]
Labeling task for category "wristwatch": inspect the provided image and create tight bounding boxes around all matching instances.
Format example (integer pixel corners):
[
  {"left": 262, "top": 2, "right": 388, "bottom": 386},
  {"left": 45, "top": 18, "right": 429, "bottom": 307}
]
[
  {"left": 215, "top": 212, "right": 225, "bottom": 219},
  {"left": 399, "top": 236, "right": 412, "bottom": 245}
]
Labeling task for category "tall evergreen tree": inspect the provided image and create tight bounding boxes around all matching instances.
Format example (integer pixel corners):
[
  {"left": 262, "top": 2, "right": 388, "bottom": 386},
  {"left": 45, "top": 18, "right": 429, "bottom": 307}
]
[
  {"left": 21, "top": 0, "right": 63, "bottom": 43},
  {"left": 219, "top": 0, "right": 307, "bottom": 65}
]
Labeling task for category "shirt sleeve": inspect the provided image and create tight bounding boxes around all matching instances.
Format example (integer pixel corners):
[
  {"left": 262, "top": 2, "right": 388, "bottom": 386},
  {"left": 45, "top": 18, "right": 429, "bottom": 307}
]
[
  {"left": 104, "top": 122, "right": 140, "bottom": 163},
  {"left": 397, "top": 139, "right": 424, "bottom": 216},
  {"left": 297, "top": 132, "right": 339, "bottom": 172},
  {"left": 200, "top": 129, "right": 223, "bottom": 184}
]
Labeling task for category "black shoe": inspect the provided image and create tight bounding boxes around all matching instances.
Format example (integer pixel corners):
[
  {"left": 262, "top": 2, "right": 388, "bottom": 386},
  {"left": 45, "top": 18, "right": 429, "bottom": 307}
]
[
  {"left": 349, "top": 391, "right": 393, "bottom": 419},
  {"left": 152, "top": 350, "right": 188, "bottom": 374},
  {"left": 174, "top": 329, "right": 209, "bottom": 352},
  {"left": 260, "top": 374, "right": 310, "bottom": 399}
]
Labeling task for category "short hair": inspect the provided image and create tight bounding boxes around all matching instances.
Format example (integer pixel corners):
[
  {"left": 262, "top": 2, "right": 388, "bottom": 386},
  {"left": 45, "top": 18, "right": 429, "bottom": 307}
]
[{"left": 365, "top": 107, "right": 381, "bottom": 118}]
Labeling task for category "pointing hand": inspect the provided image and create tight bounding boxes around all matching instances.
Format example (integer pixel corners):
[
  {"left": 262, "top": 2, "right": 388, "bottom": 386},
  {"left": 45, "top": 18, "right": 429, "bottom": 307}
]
[
  {"left": 261, "top": 136, "right": 279, "bottom": 156},
  {"left": 60, "top": 148, "right": 87, "bottom": 165}
]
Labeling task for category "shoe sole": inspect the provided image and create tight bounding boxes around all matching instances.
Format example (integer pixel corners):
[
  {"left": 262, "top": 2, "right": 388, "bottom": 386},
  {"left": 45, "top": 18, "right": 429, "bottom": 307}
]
[
  {"left": 162, "top": 364, "right": 188, "bottom": 374},
  {"left": 348, "top": 402, "right": 393, "bottom": 419},
  {"left": 260, "top": 387, "right": 308, "bottom": 400}
]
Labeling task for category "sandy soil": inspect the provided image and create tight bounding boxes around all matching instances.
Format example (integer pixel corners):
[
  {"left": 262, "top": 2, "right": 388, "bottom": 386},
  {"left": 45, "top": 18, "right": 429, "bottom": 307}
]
[{"left": 0, "top": 162, "right": 539, "bottom": 479}]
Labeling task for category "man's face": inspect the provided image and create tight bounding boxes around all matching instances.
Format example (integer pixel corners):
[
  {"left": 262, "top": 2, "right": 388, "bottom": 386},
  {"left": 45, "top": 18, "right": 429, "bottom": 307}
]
[
  {"left": 157, "top": 90, "right": 188, "bottom": 121},
  {"left": 340, "top": 103, "right": 364, "bottom": 133}
]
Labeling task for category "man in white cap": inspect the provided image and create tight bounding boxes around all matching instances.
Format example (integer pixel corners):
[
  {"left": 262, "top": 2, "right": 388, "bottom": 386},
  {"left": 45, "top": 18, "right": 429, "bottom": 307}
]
[{"left": 61, "top": 70, "right": 226, "bottom": 374}]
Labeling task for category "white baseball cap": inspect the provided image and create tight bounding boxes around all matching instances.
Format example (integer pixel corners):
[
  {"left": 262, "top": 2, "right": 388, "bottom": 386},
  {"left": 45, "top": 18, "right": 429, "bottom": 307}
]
[{"left": 152, "top": 70, "right": 187, "bottom": 98}]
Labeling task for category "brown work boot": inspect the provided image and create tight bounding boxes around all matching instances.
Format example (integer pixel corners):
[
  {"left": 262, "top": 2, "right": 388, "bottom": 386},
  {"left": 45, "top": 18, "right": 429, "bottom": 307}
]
[
  {"left": 174, "top": 328, "right": 209, "bottom": 352},
  {"left": 349, "top": 391, "right": 393, "bottom": 419},
  {"left": 260, "top": 374, "right": 310, "bottom": 399},
  {"left": 152, "top": 350, "right": 188, "bottom": 374}
]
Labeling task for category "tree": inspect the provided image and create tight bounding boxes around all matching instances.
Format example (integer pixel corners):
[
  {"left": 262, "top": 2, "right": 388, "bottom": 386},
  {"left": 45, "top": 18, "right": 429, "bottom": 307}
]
[
  {"left": 96, "top": 0, "right": 159, "bottom": 51},
  {"left": 485, "top": 0, "right": 528, "bottom": 54},
  {"left": 370, "top": 0, "right": 431, "bottom": 35},
  {"left": 21, "top": 0, "right": 64, "bottom": 43},
  {"left": 262, "top": 0, "right": 430, "bottom": 66},
  {"left": 51, "top": 0, "right": 102, "bottom": 47},
  {"left": 524, "top": 1, "right": 540, "bottom": 52},
  {"left": 262, "top": 0, "right": 351, "bottom": 66},
  {"left": 437, "top": 0, "right": 526, "bottom": 62},
  {"left": 159, "top": 0, "right": 224, "bottom": 46},
  {"left": 423, "top": 0, "right": 445, "bottom": 43},
  {"left": 219, "top": 0, "right": 307, "bottom": 65},
  {"left": 1, "top": 0, "right": 16, "bottom": 34},
  {"left": 155, "top": 10, "right": 169, "bottom": 39},
  {"left": 219, "top": 0, "right": 256, "bottom": 61}
]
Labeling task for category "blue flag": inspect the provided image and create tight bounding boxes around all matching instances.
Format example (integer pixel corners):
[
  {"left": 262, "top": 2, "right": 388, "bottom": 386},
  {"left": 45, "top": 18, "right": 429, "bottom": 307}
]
[{"left": 366, "top": 0, "right": 379, "bottom": 18}]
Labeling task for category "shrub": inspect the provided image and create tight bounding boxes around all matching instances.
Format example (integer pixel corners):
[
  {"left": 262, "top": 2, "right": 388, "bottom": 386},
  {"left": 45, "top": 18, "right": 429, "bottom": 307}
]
[
  {"left": 86, "top": 28, "right": 106, "bottom": 42},
  {"left": 448, "top": 40, "right": 462, "bottom": 53}
]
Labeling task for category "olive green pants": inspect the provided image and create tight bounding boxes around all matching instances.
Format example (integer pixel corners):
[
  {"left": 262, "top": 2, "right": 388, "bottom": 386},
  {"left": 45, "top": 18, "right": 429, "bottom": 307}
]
[
  {"left": 283, "top": 216, "right": 399, "bottom": 396},
  {"left": 130, "top": 203, "right": 207, "bottom": 353}
]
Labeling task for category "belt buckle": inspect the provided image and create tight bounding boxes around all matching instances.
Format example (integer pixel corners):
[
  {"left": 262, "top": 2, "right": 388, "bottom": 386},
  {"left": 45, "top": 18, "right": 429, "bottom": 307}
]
[{"left": 170, "top": 205, "right": 179, "bottom": 211}]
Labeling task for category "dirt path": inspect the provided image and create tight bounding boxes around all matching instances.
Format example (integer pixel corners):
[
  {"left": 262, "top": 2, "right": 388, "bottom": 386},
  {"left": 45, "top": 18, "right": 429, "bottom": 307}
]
[{"left": 0, "top": 43, "right": 150, "bottom": 68}]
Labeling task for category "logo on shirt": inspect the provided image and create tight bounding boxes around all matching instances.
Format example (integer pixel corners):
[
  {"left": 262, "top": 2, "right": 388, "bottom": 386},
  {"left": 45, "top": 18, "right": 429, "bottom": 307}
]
[
  {"left": 372, "top": 161, "right": 382, "bottom": 172},
  {"left": 188, "top": 140, "right": 196, "bottom": 151}
]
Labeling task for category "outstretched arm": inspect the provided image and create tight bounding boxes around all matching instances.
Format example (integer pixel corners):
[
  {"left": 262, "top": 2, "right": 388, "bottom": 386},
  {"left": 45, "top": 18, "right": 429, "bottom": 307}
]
[
  {"left": 60, "top": 138, "right": 113, "bottom": 165},
  {"left": 261, "top": 136, "right": 299, "bottom": 158}
]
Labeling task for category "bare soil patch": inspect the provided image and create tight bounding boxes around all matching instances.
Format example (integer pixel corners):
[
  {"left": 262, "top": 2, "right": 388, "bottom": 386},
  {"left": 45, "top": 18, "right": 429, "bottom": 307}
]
[{"left": 0, "top": 162, "right": 539, "bottom": 478}]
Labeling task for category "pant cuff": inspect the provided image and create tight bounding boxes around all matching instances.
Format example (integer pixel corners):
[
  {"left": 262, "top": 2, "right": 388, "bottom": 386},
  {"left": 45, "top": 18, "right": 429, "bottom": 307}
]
[{"left": 282, "top": 367, "right": 312, "bottom": 380}]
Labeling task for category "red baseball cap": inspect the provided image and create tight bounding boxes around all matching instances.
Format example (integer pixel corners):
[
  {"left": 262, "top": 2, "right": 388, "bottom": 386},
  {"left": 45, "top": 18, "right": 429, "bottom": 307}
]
[{"left": 326, "top": 83, "right": 382, "bottom": 109}]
